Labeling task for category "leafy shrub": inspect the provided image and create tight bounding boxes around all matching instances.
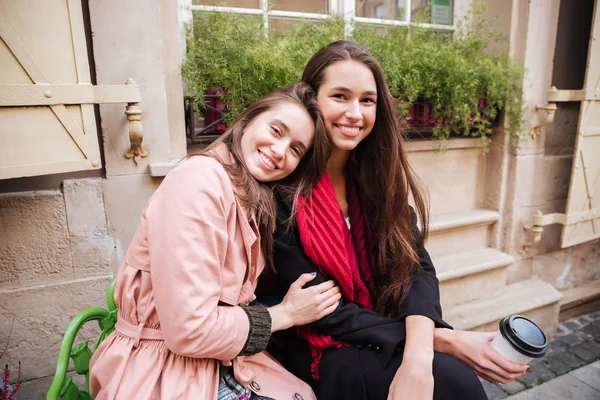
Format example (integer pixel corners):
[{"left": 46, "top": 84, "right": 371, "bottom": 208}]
[{"left": 182, "top": 4, "right": 525, "bottom": 146}]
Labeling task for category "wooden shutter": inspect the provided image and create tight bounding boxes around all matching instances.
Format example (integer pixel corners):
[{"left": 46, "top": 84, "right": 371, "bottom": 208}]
[
  {"left": 559, "top": 2, "right": 600, "bottom": 247},
  {"left": 0, "top": 0, "right": 140, "bottom": 180}
]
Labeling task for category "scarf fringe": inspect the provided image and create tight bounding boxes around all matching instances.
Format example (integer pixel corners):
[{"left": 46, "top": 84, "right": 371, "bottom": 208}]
[
  {"left": 309, "top": 343, "right": 349, "bottom": 380},
  {"left": 309, "top": 348, "right": 323, "bottom": 380}
]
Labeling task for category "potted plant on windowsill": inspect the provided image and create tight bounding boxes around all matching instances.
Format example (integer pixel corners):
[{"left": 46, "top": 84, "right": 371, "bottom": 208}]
[{"left": 182, "top": 4, "right": 525, "bottom": 149}]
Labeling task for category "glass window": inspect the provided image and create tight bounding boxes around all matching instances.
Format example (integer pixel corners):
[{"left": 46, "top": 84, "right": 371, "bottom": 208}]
[
  {"left": 411, "top": 0, "right": 454, "bottom": 25},
  {"left": 193, "top": 0, "right": 260, "bottom": 8},
  {"left": 269, "top": 18, "right": 296, "bottom": 35},
  {"left": 356, "top": 0, "right": 406, "bottom": 20},
  {"left": 271, "top": 0, "right": 328, "bottom": 14},
  {"left": 268, "top": 17, "right": 333, "bottom": 36},
  {"left": 356, "top": 0, "right": 454, "bottom": 25}
]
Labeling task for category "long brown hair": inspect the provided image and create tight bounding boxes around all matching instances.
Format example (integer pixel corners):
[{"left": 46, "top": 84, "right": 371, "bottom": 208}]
[
  {"left": 302, "top": 40, "right": 430, "bottom": 317},
  {"left": 197, "top": 83, "right": 328, "bottom": 269}
]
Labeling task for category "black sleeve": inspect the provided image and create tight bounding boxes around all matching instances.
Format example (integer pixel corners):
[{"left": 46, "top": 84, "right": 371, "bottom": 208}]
[
  {"left": 266, "top": 192, "right": 407, "bottom": 367},
  {"left": 396, "top": 207, "right": 453, "bottom": 330}
]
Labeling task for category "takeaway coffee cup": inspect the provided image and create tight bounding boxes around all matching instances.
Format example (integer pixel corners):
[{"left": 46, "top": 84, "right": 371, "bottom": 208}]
[{"left": 490, "top": 314, "right": 548, "bottom": 364}]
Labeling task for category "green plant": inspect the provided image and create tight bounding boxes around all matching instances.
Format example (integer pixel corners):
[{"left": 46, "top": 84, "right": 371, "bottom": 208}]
[
  {"left": 182, "top": 2, "right": 525, "bottom": 147},
  {"left": 182, "top": 12, "right": 345, "bottom": 123},
  {"left": 354, "top": 3, "right": 525, "bottom": 147}
]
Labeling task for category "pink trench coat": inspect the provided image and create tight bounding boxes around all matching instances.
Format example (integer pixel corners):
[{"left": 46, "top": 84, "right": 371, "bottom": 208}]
[{"left": 90, "top": 148, "right": 316, "bottom": 400}]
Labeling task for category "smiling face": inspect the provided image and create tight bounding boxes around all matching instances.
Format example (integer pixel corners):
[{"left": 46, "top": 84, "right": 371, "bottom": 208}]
[
  {"left": 240, "top": 101, "right": 315, "bottom": 182},
  {"left": 316, "top": 60, "right": 377, "bottom": 154}
]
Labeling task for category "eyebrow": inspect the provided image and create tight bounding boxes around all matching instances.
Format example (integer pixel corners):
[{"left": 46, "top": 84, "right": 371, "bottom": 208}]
[
  {"left": 273, "top": 118, "right": 290, "bottom": 133},
  {"left": 330, "top": 86, "right": 377, "bottom": 97},
  {"left": 273, "top": 119, "right": 308, "bottom": 153},
  {"left": 295, "top": 141, "right": 308, "bottom": 153}
]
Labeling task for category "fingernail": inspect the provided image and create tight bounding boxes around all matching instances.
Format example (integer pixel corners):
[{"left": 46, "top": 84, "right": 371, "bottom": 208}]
[
  {"left": 309, "top": 272, "right": 317, "bottom": 276},
  {"left": 338, "top": 299, "right": 343, "bottom": 305}
]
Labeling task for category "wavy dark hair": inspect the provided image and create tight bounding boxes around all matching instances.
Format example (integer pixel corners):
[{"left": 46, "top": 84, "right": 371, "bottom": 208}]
[
  {"left": 197, "top": 83, "right": 329, "bottom": 269},
  {"left": 302, "top": 40, "right": 430, "bottom": 317}
]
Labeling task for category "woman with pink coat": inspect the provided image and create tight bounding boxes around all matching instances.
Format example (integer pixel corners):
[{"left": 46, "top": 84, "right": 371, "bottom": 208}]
[{"left": 89, "top": 83, "right": 340, "bottom": 400}]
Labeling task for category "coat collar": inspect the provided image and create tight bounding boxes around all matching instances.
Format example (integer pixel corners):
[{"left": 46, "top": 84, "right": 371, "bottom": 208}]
[{"left": 210, "top": 143, "right": 262, "bottom": 284}]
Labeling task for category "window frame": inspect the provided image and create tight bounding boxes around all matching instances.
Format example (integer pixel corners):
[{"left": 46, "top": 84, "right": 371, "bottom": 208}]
[{"left": 179, "top": 0, "right": 460, "bottom": 35}]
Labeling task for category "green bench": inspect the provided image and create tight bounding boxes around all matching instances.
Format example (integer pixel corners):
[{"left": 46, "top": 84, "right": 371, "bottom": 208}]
[{"left": 46, "top": 278, "right": 117, "bottom": 400}]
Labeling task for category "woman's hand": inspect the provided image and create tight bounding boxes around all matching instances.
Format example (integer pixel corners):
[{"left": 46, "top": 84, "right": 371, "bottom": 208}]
[
  {"left": 387, "top": 351, "right": 434, "bottom": 400},
  {"left": 435, "top": 329, "right": 529, "bottom": 384},
  {"left": 268, "top": 273, "right": 341, "bottom": 332},
  {"left": 388, "top": 315, "right": 435, "bottom": 399}
]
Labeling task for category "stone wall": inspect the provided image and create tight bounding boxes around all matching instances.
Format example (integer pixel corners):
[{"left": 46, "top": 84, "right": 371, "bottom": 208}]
[
  {"left": 0, "top": 179, "right": 113, "bottom": 382},
  {"left": 89, "top": 0, "right": 186, "bottom": 271},
  {"left": 1, "top": 0, "right": 599, "bottom": 396},
  {"left": 506, "top": 101, "right": 600, "bottom": 289},
  {"left": 484, "top": 0, "right": 600, "bottom": 292},
  {"left": 0, "top": 0, "right": 186, "bottom": 390}
]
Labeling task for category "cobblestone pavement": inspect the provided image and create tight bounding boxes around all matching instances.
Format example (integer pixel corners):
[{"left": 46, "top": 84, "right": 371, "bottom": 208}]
[
  {"left": 502, "top": 361, "right": 600, "bottom": 400},
  {"left": 481, "top": 310, "right": 600, "bottom": 400}
]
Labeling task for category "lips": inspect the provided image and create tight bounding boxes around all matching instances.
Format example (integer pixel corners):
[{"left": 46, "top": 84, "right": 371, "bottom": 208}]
[
  {"left": 334, "top": 123, "right": 362, "bottom": 138},
  {"left": 258, "top": 150, "right": 278, "bottom": 170}
]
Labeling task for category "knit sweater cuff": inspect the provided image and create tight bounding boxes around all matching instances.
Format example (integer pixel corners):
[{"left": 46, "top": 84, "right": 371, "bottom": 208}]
[{"left": 239, "top": 305, "right": 272, "bottom": 356}]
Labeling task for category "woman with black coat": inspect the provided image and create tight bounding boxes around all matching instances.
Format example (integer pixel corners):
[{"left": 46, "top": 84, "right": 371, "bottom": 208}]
[{"left": 257, "top": 41, "right": 529, "bottom": 400}]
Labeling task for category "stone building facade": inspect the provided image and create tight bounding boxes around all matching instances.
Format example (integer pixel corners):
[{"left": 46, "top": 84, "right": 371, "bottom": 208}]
[{"left": 0, "top": 0, "right": 598, "bottom": 396}]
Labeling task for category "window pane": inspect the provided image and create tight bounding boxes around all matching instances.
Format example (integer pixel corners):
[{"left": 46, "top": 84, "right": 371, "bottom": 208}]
[
  {"left": 193, "top": 0, "right": 260, "bottom": 8},
  {"left": 269, "top": 18, "right": 297, "bottom": 35},
  {"left": 356, "top": 0, "right": 405, "bottom": 20},
  {"left": 411, "top": 0, "right": 454, "bottom": 25},
  {"left": 272, "top": 0, "right": 328, "bottom": 14},
  {"left": 356, "top": 0, "right": 454, "bottom": 25},
  {"left": 268, "top": 18, "right": 339, "bottom": 38}
]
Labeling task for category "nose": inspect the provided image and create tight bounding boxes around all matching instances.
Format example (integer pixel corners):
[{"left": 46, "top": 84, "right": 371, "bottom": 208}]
[
  {"left": 270, "top": 139, "right": 287, "bottom": 160},
  {"left": 345, "top": 99, "right": 361, "bottom": 120}
]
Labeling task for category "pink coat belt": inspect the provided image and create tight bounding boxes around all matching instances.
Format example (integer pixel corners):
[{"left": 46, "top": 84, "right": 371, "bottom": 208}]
[
  {"left": 115, "top": 318, "right": 163, "bottom": 348},
  {"left": 115, "top": 315, "right": 258, "bottom": 386}
]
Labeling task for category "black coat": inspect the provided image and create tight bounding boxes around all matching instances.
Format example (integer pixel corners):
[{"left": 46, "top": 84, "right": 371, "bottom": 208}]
[{"left": 256, "top": 192, "right": 487, "bottom": 399}]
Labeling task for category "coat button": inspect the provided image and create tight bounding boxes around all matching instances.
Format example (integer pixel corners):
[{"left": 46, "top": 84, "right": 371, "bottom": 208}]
[
  {"left": 374, "top": 345, "right": 381, "bottom": 353},
  {"left": 356, "top": 343, "right": 364, "bottom": 349},
  {"left": 250, "top": 381, "right": 261, "bottom": 391},
  {"left": 366, "top": 344, "right": 373, "bottom": 350},
  {"left": 294, "top": 394, "right": 303, "bottom": 400}
]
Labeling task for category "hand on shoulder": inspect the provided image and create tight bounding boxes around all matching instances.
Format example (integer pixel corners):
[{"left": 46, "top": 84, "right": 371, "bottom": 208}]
[{"left": 269, "top": 273, "right": 341, "bottom": 331}]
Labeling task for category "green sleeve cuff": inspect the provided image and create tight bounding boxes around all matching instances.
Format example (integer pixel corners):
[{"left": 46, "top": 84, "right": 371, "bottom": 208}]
[{"left": 239, "top": 305, "right": 272, "bottom": 356}]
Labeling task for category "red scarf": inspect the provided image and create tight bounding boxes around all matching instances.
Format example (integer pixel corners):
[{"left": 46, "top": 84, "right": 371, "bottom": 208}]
[{"left": 295, "top": 173, "right": 376, "bottom": 379}]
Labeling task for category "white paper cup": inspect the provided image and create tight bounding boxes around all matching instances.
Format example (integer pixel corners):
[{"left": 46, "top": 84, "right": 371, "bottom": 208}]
[{"left": 490, "top": 315, "right": 548, "bottom": 364}]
